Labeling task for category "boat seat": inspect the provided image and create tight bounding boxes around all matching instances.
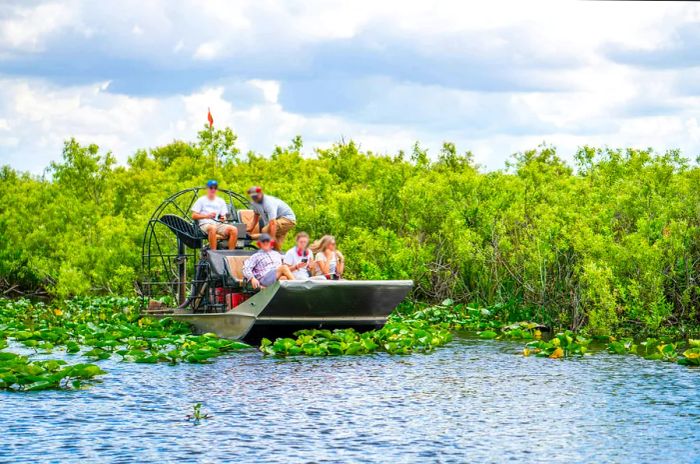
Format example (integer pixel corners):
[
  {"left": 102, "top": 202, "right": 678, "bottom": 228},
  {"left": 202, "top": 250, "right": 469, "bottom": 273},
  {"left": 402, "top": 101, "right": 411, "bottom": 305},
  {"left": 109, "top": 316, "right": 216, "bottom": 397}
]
[
  {"left": 159, "top": 214, "right": 254, "bottom": 250},
  {"left": 158, "top": 214, "right": 203, "bottom": 249},
  {"left": 238, "top": 209, "right": 262, "bottom": 236},
  {"left": 224, "top": 255, "right": 249, "bottom": 284}
]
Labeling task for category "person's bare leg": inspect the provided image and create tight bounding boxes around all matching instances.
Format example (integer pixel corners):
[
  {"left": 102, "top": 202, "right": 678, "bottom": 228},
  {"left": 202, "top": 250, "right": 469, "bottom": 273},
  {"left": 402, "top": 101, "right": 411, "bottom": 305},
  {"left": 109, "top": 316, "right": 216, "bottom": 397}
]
[
  {"left": 267, "top": 221, "right": 281, "bottom": 250},
  {"left": 208, "top": 226, "right": 217, "bottom": 250},
  {"left": 227, "top": 226, "right": 238, "bottom": 249},
  {"left": 276, "top": 265, "right": 295, "bottom": 280}
]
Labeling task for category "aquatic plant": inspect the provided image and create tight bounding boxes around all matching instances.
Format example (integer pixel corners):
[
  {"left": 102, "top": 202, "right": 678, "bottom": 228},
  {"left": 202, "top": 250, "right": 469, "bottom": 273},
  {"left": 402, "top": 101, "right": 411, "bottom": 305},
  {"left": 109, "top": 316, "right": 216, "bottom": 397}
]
[
  {"left": 394, "top": 299, "right": 516, "bottom": 333},
  {"left": 478, "top": 330, "right": 498, "bottom": 339},
  {"left": 636, "top": 338, "right": 678, "bottom": 362},
  {"left": 187, "top": 403, "right": 211, "bottom": 422},
  {"left": 603, "top": 335, "right": 700, "bottom": 367},
  {"left": 260, "top": 321, "right": 452, "bottom": 357},
  {"left": 499, "top": 322, "right": 542, "bottom": 340},
  {"left": 678, "top": 347, "right": 700, "bottom": 366},
  {"left": 606, "top": 338, "right": 637, "bottom": 355},
  {"left": 0, "top": 352, "right": 105, "bottom": 391},
  {"left": 523, "top": 331, "right": 590, "bottom": 358},
  {"left": 0, "top": 297, "right": 251, "bottom": 390},
  {"left": 0, "top": 298, "right": 250, "bottom": 366}
]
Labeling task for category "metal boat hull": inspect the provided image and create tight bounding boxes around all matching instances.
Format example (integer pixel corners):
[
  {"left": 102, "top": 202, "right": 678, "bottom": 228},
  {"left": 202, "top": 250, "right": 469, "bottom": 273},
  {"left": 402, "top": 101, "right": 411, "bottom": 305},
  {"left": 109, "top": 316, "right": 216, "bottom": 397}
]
[{"left": 168, "top": 280, "right": 412, "bottom": 342}]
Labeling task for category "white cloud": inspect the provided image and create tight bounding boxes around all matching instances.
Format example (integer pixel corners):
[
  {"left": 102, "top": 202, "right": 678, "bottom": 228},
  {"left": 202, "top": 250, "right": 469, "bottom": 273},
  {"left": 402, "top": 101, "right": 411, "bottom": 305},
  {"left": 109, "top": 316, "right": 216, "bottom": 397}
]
[
  {"left": 2, "top": 71, "right": 699, "bottom": 175},
  {"left": 248, "top": 80, "right": 280, "bottom": 104},
  {"left": 1, "top": 1, "right": 700, "bottom": 172},
  {"left": 0, "top": 2, "right": 77, "bottom": 53},
  {"left": 0, "top": 78, "right": 408, "bottom": 171},
  {"left": 193, "top": 41, "right": 222, "bottom": 60}
]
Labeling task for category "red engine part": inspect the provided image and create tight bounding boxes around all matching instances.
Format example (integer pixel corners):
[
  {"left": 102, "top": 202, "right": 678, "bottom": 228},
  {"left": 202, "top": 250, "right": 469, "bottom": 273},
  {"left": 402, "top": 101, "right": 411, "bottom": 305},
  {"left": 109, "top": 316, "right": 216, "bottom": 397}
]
[
  {"left": 227, "top": 292, "right": 250, "bottom": 309},
  {"left": 214, "top": 287, "right": 226, "bottom": 304}
]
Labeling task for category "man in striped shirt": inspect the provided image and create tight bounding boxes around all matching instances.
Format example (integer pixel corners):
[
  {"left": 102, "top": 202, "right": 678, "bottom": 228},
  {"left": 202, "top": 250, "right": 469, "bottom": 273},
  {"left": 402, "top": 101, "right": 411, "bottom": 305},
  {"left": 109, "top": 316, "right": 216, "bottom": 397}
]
[{"left": 242, "top": 233, "right": 296, "bottom": 289}]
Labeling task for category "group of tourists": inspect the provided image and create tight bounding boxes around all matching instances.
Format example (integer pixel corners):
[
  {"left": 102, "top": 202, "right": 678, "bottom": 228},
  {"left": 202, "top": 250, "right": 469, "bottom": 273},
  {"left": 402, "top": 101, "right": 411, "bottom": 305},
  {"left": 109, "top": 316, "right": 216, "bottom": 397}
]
[{"left": 192, "top": 180, "right": 345, "bottom": 288}]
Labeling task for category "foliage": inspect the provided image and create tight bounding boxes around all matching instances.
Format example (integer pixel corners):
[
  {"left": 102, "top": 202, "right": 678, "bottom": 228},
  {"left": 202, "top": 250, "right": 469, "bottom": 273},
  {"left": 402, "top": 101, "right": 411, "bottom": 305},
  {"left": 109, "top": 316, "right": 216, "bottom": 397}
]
[
  {"left": 187, "top": 403, "right": 211, "bottom": 423},
  {"left": 0, "top": 297, "right": 250, "bottom": 390},
  {"left": 606, "top": 338, "right": 637, "bottom": 355},
  {"left": 604, "top": 335, "right": 700, "bottom": 364},
  {"left": 499, "top": 322, "right": 543, "bottom": 340},
  {"left": 523, "top": 331, "right": 591, "bottom": 358},
  {"left": 1, "top": 131, "right": 699, "bottom": 338},
  {"left": 0, "top": 352, "right": 105, "bottom": 391},
  {"left": 260, "top": 321, "right": 453, "bottom": 357},
  {"left": 678, "top": 348, "right": 700, "bottom": 366},
  {"left": 636, "top": 338, "right": 679, "bottom": 362}
]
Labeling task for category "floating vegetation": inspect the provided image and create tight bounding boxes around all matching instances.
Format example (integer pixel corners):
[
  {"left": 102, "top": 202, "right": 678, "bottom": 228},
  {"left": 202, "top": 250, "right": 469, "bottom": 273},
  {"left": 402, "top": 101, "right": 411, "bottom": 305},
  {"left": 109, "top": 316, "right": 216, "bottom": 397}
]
[
  {"left": 679, "top": 344, "right": 700, "bottom": 366},
  {"left": 2, "top": 296, "right": 699, "bottom": 391},
  {"left": 604, "top": 336, "right": 694, "bottom": 363},
  {"left": 606, "top": 338, "right": 637, "bottom": 355},
  {"left": 187, "top": 403, "right": 211, "bottom": 423},
  {"left": 523, "top": 331, "right": 591, "bottom": 358},
  {"left": 478, "top": 330, "right": 498, "bottom": 340},
  {"left": 260, "top": 298, "right": 509, "bottom": 357},
  {"left": 260, "top": 321, "right": 453, "bottom": 357},
  {"left": 500, "top": 322, "right": 543, "bottom": 340},
  {"left": 394, "top": 299, "right": 503, "bottom": 331},
  {"left": 0, "top": 297, "right": 251, "bottom": 390},
  {"left": 0, "top": 352, "right": 105, "bottom": 391}
]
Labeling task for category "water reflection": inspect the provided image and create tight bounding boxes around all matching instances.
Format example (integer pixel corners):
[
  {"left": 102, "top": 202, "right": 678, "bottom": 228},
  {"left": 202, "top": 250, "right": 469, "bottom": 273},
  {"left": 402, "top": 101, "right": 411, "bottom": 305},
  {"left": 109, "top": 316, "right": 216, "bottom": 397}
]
[{"left": 2, "top": 337, "right": 700, "bottom": 463}]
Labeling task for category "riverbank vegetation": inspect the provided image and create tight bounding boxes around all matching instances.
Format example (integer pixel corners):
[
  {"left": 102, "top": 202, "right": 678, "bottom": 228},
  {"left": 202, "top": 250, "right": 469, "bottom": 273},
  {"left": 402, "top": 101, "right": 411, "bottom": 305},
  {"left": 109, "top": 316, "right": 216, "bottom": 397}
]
[
  {"left": 1, "top": 297, "right": 698, "bottom": 391},
  {"left": 1, "top": 127, "right": 699, "bottom": 337}
]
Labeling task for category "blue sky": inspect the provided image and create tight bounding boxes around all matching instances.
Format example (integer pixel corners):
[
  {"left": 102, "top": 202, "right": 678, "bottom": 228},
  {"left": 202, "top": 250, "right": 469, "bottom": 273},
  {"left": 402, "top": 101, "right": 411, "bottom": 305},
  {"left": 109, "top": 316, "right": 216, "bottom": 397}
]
[{"left": 1, "top": 0, "right": 699, "bottom": 172}]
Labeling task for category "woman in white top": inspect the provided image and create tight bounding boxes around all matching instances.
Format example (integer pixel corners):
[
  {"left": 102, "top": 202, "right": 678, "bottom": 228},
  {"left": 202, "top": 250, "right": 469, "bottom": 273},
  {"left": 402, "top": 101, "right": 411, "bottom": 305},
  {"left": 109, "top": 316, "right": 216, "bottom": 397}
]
[
  {"left": 310, "top": 235, "right": 345, "bottom": 279},
  {"left": 283, "top": 232, "right": 315, "bottom": 280}
]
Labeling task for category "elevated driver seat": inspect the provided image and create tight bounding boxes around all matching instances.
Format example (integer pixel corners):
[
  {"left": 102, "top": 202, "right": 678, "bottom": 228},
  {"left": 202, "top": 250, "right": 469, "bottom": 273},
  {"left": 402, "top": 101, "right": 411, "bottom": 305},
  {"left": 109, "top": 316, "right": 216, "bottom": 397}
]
[
  {"left": 158, "top": 214, "right": 249, "bottom": 250},
  {"left": 237, "top": 209, "right": 262, "bottom": 238}
]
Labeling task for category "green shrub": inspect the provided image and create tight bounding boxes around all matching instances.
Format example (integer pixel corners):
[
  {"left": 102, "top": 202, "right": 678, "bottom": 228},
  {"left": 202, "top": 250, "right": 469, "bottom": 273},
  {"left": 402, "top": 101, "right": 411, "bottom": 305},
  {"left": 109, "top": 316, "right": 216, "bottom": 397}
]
[{"left": 1, "top": 132, "right": 699, "bottom": 336}]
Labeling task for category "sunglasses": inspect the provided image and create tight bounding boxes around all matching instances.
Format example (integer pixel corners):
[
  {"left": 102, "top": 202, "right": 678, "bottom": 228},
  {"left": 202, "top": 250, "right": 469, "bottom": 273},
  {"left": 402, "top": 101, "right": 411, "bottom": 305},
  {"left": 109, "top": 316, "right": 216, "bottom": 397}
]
[{"left": 208, "top": 186, "right": 218, "bottom": 190}]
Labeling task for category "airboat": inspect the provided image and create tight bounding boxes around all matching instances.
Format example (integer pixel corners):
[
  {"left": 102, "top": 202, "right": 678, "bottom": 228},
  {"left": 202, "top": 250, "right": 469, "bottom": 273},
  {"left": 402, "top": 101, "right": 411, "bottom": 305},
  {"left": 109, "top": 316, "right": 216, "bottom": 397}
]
[{"left": 140, "top": 187, "right": 413, "bottom": 342}]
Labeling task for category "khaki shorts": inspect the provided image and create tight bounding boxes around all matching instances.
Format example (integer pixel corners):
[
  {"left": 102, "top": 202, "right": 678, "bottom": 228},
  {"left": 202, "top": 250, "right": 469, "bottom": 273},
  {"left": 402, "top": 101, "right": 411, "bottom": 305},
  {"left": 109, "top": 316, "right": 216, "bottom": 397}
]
[
  {"left": 200, "top": 222, "right": 233, "bottom": 237},
  {"left": 262, "top": 217, "right": 295, "bottom": 246}
]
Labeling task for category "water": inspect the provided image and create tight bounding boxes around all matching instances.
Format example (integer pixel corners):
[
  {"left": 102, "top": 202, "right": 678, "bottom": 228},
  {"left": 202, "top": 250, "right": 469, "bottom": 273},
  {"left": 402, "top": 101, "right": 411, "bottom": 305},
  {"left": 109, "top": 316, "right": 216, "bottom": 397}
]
[{"left": 2, "top": 337, "right": 700, "bottom": 463}]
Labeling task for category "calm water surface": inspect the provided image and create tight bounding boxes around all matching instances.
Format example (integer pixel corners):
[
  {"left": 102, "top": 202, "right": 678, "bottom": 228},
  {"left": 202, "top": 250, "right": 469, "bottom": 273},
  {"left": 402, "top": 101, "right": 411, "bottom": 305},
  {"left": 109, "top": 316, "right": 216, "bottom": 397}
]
[{"left": 2, "top": 337, "right": 700, "bottom": 463}]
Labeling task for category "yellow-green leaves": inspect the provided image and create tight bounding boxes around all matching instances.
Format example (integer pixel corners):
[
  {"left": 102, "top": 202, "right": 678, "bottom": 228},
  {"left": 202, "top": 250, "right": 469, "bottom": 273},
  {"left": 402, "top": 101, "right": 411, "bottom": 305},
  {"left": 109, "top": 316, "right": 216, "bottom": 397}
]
[
  {"left": 260, "top": 322, "right": 453, "bottom": 357},
  {"left": 0, "top": 297, "right": 252, "bottom": 390},
  {"left": 524, "top": 331, "right": 590, "bottom": 359},
  {"left": 0, "top": 352, "right": 106, "bottom": 391}
]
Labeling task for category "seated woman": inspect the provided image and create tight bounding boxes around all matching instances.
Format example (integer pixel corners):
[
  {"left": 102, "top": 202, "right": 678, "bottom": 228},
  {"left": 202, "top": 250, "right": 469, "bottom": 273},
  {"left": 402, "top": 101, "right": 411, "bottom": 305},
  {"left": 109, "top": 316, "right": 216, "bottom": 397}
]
[
  {"left": 310, "top": 235, "right": 345, "bottom": 280},
  {"left": 242, "top": 233, "right": 295, "bottom": 289},
  {"left": 283, "top": 232, "right": 315, "bottom": 280}
]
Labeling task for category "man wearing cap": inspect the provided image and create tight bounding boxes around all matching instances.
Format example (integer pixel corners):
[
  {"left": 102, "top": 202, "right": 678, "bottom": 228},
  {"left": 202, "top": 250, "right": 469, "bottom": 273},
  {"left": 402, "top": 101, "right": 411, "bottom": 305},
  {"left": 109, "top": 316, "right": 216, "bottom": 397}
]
[
  {"left": 242, "top": 233, "right": 296, "bottom": 289},
  {"left": 191, "top": 180, "right": 238, "bottom": 250},
  {"left": 246, "top": 186, "right": 296, "bottom": 251}
]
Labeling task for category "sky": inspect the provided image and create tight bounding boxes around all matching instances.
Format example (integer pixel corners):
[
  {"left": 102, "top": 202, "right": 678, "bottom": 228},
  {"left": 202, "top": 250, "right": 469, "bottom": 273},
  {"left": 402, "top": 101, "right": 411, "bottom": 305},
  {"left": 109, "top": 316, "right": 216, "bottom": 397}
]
[{"left": 1, "top": 0, "right": 699, "bottom": 172}]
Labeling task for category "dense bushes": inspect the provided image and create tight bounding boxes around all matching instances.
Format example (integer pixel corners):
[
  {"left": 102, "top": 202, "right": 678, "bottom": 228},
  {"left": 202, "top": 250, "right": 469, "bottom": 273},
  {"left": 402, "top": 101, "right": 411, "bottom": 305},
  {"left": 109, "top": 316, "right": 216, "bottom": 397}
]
[{"left": 0, "top": 128, "right": 698, "bottom": 336}]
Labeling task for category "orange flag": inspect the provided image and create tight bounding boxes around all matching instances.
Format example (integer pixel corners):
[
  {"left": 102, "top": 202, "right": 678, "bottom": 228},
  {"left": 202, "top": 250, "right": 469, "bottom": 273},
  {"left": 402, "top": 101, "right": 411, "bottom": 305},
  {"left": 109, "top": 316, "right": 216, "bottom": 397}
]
[{"left": 207, "top": 108, "right": 214, "bottom": 128}]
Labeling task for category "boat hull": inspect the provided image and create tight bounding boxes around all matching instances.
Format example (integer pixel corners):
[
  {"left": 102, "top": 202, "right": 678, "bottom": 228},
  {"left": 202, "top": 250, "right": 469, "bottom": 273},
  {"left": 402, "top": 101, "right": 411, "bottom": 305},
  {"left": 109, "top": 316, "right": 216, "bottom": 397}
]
[{"left": 168, "top": 279, "right": 412, "bottom": 342}]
